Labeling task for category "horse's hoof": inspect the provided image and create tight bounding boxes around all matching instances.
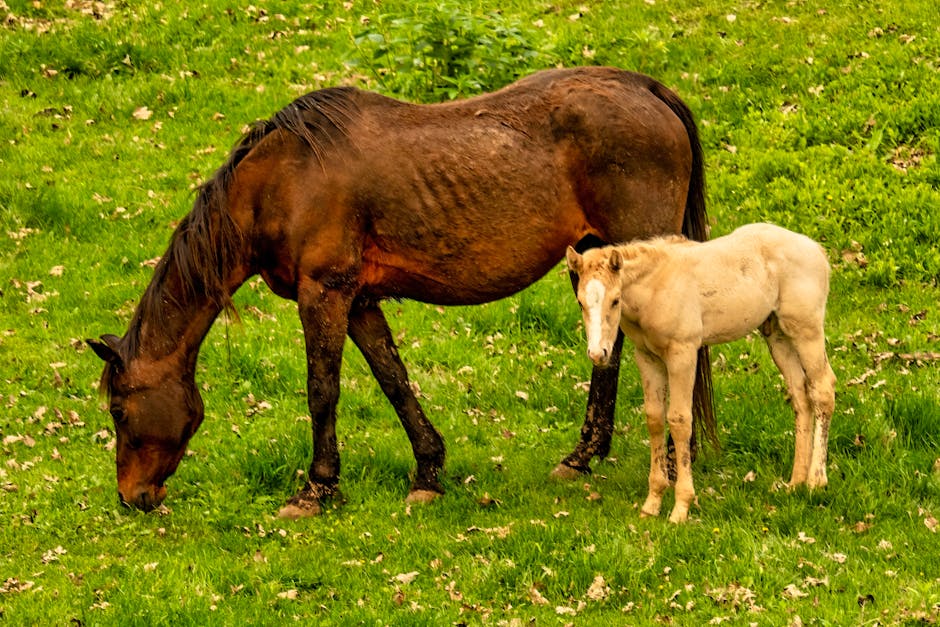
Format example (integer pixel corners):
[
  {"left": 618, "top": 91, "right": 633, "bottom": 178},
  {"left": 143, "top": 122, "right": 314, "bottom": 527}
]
[
  {"left": 405, "top": 489, "right": 441, "bottom": 505},
  {"left": 278, "top": 501, "right": 322, "bottom": 519},
  {"left": 549, "top": 463, "right": 584, "bottom": 481}
]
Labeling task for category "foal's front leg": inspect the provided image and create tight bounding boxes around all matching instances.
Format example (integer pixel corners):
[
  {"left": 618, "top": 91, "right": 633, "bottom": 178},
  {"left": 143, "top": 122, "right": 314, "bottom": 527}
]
[
  {"left": 664, "top": 348, "right": 699, "bottom": 523},
  {"left": 279, "top": 281, "right": 353, "bottom": 519},
  {"left": 634, "top": 349, "right": 670, "bottom": 518}
]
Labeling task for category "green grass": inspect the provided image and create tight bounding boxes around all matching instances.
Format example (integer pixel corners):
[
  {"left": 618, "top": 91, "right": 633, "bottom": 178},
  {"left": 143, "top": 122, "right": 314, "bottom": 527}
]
[{"left": 2, "top": 0, "right": 939, "bottom": 623}]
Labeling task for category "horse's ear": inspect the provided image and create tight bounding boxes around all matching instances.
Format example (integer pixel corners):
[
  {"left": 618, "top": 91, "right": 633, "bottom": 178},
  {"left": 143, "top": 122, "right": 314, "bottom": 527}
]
[
  {"left": 608, "top": 249, "right": 622, "bottom": 273},
  {"left": 565, "top": 246, "right": 582, "bottom": 273},
  {"left": 87, "top": 334, "right": 124, "bottom": 368}
]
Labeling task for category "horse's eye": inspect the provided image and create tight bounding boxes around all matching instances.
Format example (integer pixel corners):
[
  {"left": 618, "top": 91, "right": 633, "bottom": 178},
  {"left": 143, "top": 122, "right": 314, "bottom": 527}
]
[
  {"left": 611, "top": 298, "right": 620, "bottom": 308},
  {"left": 109, "top": 407, "right": 126, "bottom": 423}
]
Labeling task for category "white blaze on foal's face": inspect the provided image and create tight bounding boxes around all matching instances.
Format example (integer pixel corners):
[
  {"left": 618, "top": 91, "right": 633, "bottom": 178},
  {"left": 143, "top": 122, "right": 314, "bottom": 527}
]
[
  {"left": 580, "top": 269, "right": 622, "bottom": 366},
  {"left": 567, "top": 246, "right": 622, "bottom": 367},
  {"left": 583, "top": 278, "right": 611, "bottom": 364}
]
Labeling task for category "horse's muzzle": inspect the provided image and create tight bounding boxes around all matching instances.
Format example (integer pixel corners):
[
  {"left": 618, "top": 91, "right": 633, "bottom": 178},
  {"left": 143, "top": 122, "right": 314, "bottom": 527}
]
[{"left": 119, "top": 485, "right": 167, "bottom": 512}]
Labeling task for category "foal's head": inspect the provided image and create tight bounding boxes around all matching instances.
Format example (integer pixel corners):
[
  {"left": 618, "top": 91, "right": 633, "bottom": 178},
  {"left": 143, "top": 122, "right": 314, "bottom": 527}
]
[
  {"left": 566, "top": 246, "right": 624, "bottom": 367},
  {"left": 88, "top": 334, "right": 204, "bottom": 511}
]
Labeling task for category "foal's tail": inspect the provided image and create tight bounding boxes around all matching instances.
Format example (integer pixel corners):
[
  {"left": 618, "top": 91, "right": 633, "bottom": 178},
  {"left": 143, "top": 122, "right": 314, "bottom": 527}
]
[{"left": 649, "top": 81, "right": 720, "bottom": 453}]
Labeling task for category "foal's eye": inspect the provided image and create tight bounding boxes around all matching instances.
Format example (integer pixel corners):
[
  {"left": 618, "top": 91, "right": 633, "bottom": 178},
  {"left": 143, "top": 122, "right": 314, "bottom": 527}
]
[{"left": 611, "top": 298, "right": 620, "bottom": 308}]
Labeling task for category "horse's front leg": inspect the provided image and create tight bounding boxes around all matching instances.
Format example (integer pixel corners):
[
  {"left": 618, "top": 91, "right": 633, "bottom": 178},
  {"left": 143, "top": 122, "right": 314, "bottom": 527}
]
[
  {"left": 664, "top": 348, "right": 698, "bottom": 523},
  {"left": 279, "top": 281, "right": 353, "bottom": 519},
  {"left": 552, "top": 330, "right": 624, "bottom": 479},
  {"left": 347, "top": 298, "right": 445, "bottom": 503},
  {"left": 634, "top": 349, "right": 670, "bottom": 518}
]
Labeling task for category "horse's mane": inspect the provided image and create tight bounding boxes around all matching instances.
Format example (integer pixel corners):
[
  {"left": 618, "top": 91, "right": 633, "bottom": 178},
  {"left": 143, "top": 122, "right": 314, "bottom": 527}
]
[{"left": 110, "top": 87, "right": 361, "bottom": 373}]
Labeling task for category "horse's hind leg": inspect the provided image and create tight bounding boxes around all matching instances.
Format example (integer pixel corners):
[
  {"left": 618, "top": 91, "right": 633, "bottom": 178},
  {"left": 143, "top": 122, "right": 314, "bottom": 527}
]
[
  {"left": 279, "top": 280, "right": 355, "bottom": 519},
  {"left": 552, "top": 330, "right": 624, "bottom": 479},
  {"left": 552, "top": 237, "right": 623, "bottom": 479},
  {"left": 347, "top": 299, "right": 445, "bottom": 503},
  {"left": 762, "top": 317, "right": 814, "bottom": 486}
]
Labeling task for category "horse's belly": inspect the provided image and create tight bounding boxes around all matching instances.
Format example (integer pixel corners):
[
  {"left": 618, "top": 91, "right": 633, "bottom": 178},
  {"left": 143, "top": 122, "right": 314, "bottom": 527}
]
[{"left": 359, "top": 237, "right": 569, "bottom": 305}]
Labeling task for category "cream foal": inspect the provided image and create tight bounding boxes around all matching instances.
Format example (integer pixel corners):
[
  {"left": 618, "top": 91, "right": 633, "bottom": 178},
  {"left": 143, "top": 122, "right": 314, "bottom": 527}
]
[{"left": 566, "top": 223, "right": 836, "bottom": 523}]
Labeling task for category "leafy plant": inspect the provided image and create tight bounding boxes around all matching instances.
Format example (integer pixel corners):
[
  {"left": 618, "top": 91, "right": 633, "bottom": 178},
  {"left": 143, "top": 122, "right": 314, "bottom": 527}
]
[{"left": 352, "top": 2, "right": 549, "bottom": 100}]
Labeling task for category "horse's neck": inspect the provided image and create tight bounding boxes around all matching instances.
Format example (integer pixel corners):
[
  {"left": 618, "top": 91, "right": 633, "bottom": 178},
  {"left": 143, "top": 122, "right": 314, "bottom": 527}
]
[{"left": 130, "top": 266, "right": 233, "bottom": 372}]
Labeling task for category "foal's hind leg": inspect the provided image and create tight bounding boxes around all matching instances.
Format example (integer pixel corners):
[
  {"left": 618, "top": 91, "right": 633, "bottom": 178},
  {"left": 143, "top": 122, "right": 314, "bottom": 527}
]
[
  {"left": 347, "top": 299, "right": 446, "bottom": 503},
  {"left": 789, "top": 333, "right": 836, "bottom": 489},
  {"left": 762, "top": 318, "right": 814, "bottom": 487}
]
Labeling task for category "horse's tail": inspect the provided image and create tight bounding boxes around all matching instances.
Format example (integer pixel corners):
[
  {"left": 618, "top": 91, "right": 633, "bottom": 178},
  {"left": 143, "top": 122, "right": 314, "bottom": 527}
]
[{"left": 648, "top": 81, "right": 720, "bottom": 453}]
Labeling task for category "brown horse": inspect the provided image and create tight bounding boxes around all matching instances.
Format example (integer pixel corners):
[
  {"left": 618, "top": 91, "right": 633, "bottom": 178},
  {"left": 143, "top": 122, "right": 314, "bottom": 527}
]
[{"left": 88, "top": 66, "right": 715, "bottom": 517}]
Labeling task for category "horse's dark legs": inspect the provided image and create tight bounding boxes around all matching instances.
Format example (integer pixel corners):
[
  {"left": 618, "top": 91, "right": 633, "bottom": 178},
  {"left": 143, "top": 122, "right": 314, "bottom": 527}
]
[
  {"left": 279, "top": 283, "right": 351, "bottom": 518},
  {"left": 347, "top": 300, "right": 445, "bottom": 501},
  {"left": 552, "top": 330, "right": 624, "bottom": 478}
]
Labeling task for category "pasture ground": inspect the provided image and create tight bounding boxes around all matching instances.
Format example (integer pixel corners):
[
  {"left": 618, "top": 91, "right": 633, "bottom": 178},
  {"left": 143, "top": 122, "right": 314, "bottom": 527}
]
[{"left": 1, "top": 0, "right": 939, "bottom": 623}]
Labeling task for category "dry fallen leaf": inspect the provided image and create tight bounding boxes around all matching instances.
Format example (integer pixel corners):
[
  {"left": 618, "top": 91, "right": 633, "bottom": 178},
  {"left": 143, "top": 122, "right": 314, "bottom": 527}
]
[
  {"left": 782, "top": 584, "right": 808, "bottom": 599},
  {"left": 392, "top": 571, "right": 419, "bottom": 585},
  {"left": 826, "top": 552, "right": 847, "bottom": 564},
  {"left": 133, "top": 106, "right": 153, "bottom": 121},
  {"left": 528, "top": 585, "right": 550, "bottom": 606},
  {"left": 586, "top": 575, "right": 610, "bottom": 601}
]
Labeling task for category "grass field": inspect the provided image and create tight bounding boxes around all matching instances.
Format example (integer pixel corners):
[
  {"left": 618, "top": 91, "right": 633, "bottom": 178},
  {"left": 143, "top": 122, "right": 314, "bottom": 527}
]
[{"left": 1, "top": 0, "right": 939, "bottom": 624}]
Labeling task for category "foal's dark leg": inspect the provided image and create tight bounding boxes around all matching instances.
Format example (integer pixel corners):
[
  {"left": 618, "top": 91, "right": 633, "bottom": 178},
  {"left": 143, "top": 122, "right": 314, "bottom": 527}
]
[
  {"left": 347, "top": 300, "right": 446, "bottom": 501},
  {"left": 279, "top": 284, "right": 351, "bottom": 518},
  {"left": 553, "top": 331, "right": 624, "bottom": 477}
]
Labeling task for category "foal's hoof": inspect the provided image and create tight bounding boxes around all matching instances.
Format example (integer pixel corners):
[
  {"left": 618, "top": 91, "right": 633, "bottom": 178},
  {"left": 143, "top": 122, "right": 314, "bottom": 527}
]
[
  {"left": 549, "top": 463, "right": 587, "bottom": 481},
  {"left": 278, "top": 501, "right": 322, "bottom": 519},
  {"left": 405, "top": 489, "right": 441, "bottom": 505}
]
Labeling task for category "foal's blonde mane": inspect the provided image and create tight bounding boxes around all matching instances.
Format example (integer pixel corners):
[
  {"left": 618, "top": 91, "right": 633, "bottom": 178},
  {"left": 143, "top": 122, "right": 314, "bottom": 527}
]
[{"left": 607, "top": 234, "right": 692, "bottom": 282}]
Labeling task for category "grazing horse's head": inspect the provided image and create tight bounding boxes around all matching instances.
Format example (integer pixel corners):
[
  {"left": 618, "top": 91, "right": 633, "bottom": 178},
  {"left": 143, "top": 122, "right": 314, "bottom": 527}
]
[
  {"left": 88, "top": 334, "right": 204, "bottom": 511},
  {"left": 566, "top": 246, "right": 624, "bottom": 367}
]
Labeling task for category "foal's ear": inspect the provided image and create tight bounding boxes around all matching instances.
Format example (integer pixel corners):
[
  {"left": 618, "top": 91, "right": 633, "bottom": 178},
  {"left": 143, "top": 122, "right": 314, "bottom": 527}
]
[
  {"left": 565, "top": 246, "right": 582, "bottom": 273},
  {"left": 87, "top": 334, "right": 124, "bottom": 367},
  {"left": 608, "top": 249, "right": 622, "bottom": 272}
]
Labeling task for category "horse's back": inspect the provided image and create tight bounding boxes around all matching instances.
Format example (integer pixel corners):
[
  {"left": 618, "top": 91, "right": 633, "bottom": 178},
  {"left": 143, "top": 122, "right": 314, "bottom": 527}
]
[{"left": 230, "top": 67, "right": 700, "bottom": 305}]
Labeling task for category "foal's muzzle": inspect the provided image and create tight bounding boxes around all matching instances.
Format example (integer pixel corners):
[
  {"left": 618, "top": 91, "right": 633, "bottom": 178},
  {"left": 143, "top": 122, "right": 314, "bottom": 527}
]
[{"left": 587, "top": 346, "right": 612, "bottom": 366}]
